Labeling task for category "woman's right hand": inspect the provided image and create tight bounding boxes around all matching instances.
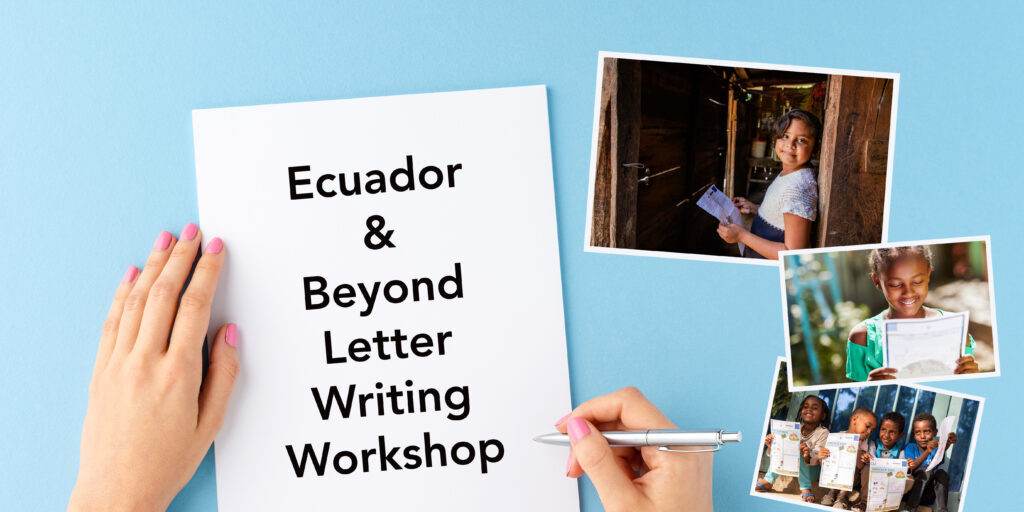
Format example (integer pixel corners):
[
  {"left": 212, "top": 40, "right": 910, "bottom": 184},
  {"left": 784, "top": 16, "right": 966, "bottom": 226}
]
[
  {"left": 732, "top": 197, "right": 758, "bottom": 215},
  {"left": 764, "top": 433, "right": 774, "bottom": 448},
  {"left": 866, "top": 367, "right": 898, "bottom": 381},
  {"left": 557, "top": 387, "right": 713, "bottom": 512}
]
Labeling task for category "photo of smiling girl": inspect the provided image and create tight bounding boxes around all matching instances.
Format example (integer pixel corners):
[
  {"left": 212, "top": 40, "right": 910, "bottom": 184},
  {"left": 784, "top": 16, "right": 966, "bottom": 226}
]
[
  {"left": 847, "top": 246, "right": 978, "bottom": 382},
  {"left": 717, "top": 109, "right": 821, "bottom": 260},
  {"left": 780, "top": 237, "right": 998, "bottom": 390}
]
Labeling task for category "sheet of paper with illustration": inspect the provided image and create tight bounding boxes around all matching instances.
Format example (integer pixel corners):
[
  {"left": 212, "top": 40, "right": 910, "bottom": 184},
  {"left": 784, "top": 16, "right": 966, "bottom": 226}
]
[
  {"left": 696, "top": 184, "right": 746, "bottom": 254},
  {"left": 882, "top": 311, "right": 969, "bottom": 379},
  {"left": 866, "top": 458, "right": 909, "bottom": 512},
  {"left": 769, "top": 420, "right": 801, "bottom": 477},
  {"left": 193, "top": 86, "right": 577, "bottom": 511},
  {"left": 926, "top": 415, "right": 957, "bottom": 471},
  {"left": 819, "top": 433, "right": 860, "bottom": 490}
]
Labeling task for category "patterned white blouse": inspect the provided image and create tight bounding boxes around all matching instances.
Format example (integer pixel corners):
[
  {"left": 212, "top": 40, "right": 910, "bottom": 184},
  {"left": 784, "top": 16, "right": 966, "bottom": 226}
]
[{"left": 758, "top": 168, "right": 818, "bottom": 230}]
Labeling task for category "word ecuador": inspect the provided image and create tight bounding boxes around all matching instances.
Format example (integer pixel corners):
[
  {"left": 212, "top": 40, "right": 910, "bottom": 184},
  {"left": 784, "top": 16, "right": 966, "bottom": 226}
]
[{"left": 288, "top": 155, "right": 462, "bottom": 200}]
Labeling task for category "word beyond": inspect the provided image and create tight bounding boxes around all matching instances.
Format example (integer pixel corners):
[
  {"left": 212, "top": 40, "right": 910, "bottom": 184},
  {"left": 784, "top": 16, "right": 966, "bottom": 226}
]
[
  {"left": 286, "top": 433, "right": 504, "bottom": 476},
  {"left": 303, "top": 262, "right": 464, "bottom": 317}
]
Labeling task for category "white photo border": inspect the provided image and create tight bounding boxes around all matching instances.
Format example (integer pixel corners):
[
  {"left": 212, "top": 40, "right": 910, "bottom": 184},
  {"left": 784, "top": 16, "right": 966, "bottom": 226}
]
[
  {"left": 779, "top": 235, "right": 1000, "bottom": 392},
  {"left": 582, "top": 51, "right": 900, "bottom": 265}
]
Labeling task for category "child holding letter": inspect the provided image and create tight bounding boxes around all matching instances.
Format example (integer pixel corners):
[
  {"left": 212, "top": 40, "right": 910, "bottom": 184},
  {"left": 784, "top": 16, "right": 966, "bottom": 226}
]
[
  {"left": 818, "top": 407, "right": 877, "bottom": 510},
  {"left": 846, "top": 246, "right": 979, "bottom": 381},
  {"left": 754, "top": 395, "right": 830, "bottom": 503},
  {"left": 717, "top": 109, "right": 820, "bottom": 260},
  {"left": 903, "top": 413, "right": 957, "bottom": 512},
  {"left": 860, "top": 412, "right": 915, "bottom": 509}
]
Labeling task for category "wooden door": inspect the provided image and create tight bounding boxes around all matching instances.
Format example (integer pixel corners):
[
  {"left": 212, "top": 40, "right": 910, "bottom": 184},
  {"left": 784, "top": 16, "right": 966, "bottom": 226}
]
[{"left": 816, "top": 76, "right": 895, "bottom": 247}]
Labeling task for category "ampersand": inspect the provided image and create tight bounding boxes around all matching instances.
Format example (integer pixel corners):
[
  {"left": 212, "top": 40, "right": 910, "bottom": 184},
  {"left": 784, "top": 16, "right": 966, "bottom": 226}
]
[{"left": 363, "top": 215, "right": 396, "bottom": 250}]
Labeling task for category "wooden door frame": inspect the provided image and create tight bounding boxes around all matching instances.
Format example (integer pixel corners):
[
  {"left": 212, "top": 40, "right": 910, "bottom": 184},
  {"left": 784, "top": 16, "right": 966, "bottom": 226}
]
[{"left": 590, "top": 58, "right": 641, "bottom": 249}]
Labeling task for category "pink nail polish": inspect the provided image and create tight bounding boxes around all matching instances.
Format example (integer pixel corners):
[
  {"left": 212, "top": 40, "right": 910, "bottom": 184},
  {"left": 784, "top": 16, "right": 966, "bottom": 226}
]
[
  {"left": 205, "top": 237, "right": 223, "bottom": 254},
  {"left": 555, "top": 413, "right": 571, "bottom": 426},
  {"left": 565, "top": 453, "right": 573, "bottom": 476},
  {"left": 225, "top": 324, "right": 238, "bottom": 347},
  {"left": 122, "top": 265, "right": 139, "bottom": 283},
  {"left": 154, "top": 230, "right": 172, "bottom": 250},
  {"left": 567, "top": 418, "right": 590, "bottom": 443},
  {"left": 181, "top": 222, "right": 198, "bottom": 241}
]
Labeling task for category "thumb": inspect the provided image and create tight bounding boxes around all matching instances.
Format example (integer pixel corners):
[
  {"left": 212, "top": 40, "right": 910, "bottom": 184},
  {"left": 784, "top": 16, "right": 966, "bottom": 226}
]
[
  {"left": 567, "top": 418, "right": 645, "bottom": 511},
  {"left": 198, "top": 323, "right": 240, "bottom": 440}
]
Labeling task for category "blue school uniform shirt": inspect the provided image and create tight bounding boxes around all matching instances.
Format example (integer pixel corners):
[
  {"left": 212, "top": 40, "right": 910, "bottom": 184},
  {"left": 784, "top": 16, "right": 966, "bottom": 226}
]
[
  {"left": 868, "top": 439, "right": 905, "bottom": 459},
  {"left": 903, "top": 442, "right": 939, "bottom": 468}
]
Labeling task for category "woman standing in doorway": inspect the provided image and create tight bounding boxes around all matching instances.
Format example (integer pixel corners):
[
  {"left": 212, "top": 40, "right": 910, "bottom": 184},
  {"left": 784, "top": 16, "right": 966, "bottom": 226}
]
[{"left": 717, "top": 109, "right": 821, "bottom": 260}]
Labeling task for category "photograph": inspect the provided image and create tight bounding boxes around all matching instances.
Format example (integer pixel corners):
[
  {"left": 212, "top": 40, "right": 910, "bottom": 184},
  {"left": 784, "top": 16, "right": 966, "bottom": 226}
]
[
  {"left": 752, "top": 358, "right": 983, "bottom": 512},
  {"left": 781, "top": 237, "right": 998, "bottom": 390},
  {"left": 584, "top": 52, "right": 898, "bottom": 263}
]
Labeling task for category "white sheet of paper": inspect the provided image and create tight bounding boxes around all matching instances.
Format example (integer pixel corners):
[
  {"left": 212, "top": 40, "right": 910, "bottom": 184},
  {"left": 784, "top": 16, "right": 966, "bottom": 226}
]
[
  {"left": 866, "top": 458, "right": 909, "bottom": 512},
  {"left": 193, "top": 86, "right": 578, "bottom": 511},
  {"left": 769, "top": 420, "right": 801, "bottom": 477},
  {"left": 819, "top": 433, "right": 860, "bottom": 490},
  {"left": 882, "top": 311, "right": 969, "bottom": 379},
  {"left": 927, "top": 416, "right": 957, "bottom": 471},
  {"left": 696, "top": 184, "right": 745, "bottom": 255}
]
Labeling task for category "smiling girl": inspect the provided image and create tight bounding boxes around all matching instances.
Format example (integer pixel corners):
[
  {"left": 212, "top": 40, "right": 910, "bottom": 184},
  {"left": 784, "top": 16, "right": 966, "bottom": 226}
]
[
  {"left": 755, "top": 395, "right": 830, "bottom": 503},
  {"left": 846, "top": 246, "right": 979, "bottom": 381},
  {"left": 718, "top": 109, "right": 821, "bottom": 260}
]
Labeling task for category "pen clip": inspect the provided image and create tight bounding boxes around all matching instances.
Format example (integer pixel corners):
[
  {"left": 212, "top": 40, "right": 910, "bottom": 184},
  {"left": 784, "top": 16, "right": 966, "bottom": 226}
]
[{"left": 658, "top": 445, "right": 721, "bottom": 453}]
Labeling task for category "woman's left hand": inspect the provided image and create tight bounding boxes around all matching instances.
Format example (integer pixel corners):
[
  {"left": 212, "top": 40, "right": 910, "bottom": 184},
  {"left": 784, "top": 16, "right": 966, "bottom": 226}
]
[
  {"left": 954, "top": 355, "right": 979, "bottom": 374},
  {"left": 716, "top": 223, "right": 746, "bottom": 244},
  {"left": 69, "top": 224, "right": 239, "bottom": 512}
]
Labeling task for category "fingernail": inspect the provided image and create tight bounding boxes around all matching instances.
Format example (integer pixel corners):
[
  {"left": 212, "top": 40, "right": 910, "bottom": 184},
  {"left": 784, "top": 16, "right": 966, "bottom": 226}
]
[
  {"left": 555, "top": 413, "right": 571, "bottom": 426},
  {"left": 181, "top": 222, "right": 198, "bottom": 241},
  {"left": 567, "top": 418, "right": 590, "bottom": 443},
  {"left": 154, "top": 230, "right": 172, "bottom": 250},
  {"left": 205, "top": 237, "right": 223, "bottom": 254},
  {"left": 122, "top": 265, "right": 139, "bottom": 283},
  {"left": 225, "top": 323, "right": 238, "bottom": 347},
  {"left": 565, "top": 453, "right": 573, "bottom": 476}
]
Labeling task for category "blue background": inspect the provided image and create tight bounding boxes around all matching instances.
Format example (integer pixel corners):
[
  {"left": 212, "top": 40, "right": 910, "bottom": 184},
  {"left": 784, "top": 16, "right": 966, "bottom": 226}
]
[{"left": 1, "top": 1, "right": 1017, "bottom": 510}]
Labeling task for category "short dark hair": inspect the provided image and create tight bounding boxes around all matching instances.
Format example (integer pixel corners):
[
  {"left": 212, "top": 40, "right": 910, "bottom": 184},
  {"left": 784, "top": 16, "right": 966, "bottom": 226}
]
[
  {"left": 881, "top": 411, "right": 906, "bottom": 434},
  {"left": 851, "top": 406, "right": 877, "bottom": 424},
  {"left": 774, "top": 109, "right": 823, "bottom": 148},
  {"left": 869, "top": 246, "right": 933, "bottom": 277},
  {"left": 800, "top": 394, "right": 831, "bottom": 428},
  {"left": 912, "top": 412, "right": 938, "bottom": 432}
]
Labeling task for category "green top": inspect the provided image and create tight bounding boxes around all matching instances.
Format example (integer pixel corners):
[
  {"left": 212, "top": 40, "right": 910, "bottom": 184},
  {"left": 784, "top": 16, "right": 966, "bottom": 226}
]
[{"left": 845, "top": 308, "right": 975, "bottom": 381}]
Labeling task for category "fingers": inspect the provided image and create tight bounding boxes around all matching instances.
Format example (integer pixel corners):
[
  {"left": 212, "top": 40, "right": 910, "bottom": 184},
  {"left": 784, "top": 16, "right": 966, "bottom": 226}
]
[
  {"left": 867, "top": 367, "right": 898, "bottom": 380},
  {"left": 94, "top": 266, "right": 140, "bottom": 378},
  {"left": 563, "top": 387, "right": 675, "bottom": 431},
  {"left": 135, "top": 223, "right": 203, "bottom": 355},
  {"left": 198, "top": 323, "right": 239, "bottom": 440},
  {"left": 167, "top": 237, "right": 226, "bottom": 371},
  {"left": 111, "top": 230, "right": 177, "bottom": 360},
  {"left": 954, "top": 355, "right": 979, "bottom": 374},
  {"left": 566, "top": 418, "right": 647, "bottom": 511}
]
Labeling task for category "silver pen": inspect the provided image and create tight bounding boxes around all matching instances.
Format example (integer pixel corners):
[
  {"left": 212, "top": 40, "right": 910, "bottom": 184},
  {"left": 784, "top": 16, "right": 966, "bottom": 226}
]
[{"left": 533, "top": 429, "right": 742, "bottom": 453}]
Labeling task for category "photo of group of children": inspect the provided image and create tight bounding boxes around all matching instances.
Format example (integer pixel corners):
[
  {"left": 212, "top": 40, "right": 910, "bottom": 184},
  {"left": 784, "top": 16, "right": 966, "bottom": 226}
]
[
  {"left": 582, "top": 53, "right": 997, "bottom": 512},
  {"left": 754, "top": 358, "right": 982, "bottom": 512}
]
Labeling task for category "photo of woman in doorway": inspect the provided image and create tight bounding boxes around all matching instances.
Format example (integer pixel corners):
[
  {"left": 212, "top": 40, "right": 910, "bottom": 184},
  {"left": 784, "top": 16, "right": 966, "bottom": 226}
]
[{"left": 585, "top": 53, "right": 897, "bottom": 263}]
